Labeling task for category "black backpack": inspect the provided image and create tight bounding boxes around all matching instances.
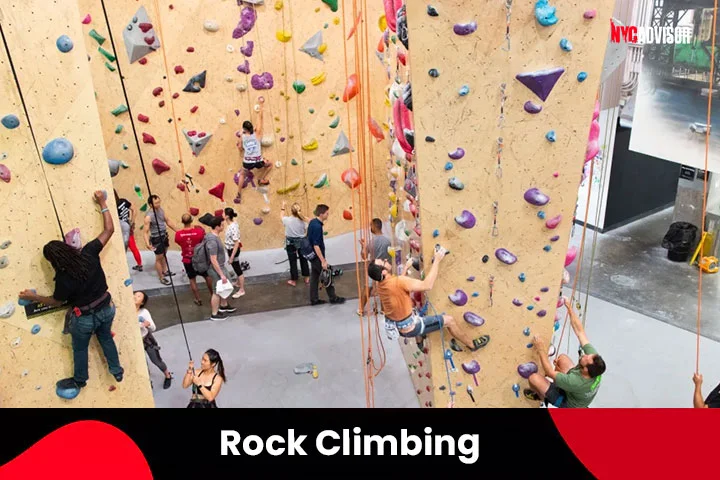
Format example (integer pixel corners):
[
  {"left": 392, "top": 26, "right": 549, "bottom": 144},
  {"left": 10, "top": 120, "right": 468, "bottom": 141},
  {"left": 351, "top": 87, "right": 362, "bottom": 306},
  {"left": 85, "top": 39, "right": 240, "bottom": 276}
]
[{"left": 299, "top": 237, "right": 317, "bottom": 261}]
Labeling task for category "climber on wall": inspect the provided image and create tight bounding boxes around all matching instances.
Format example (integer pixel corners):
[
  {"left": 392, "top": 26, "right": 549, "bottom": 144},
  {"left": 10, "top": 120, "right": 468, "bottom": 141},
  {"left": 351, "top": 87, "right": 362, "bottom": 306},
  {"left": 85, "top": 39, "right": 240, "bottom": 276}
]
[
  {"left": 144, "top": 195, "right": 179, "bottom": 286},
  {"left": 19, "top": 190, "right": 124, "bottom": 399},
  {"left": 367, "top": 246, "right": 487, "bottom": 351},
  {"left": 234, "top": 97, "right": 273, "bottom": 204},
  {"left": 524, "top": 297, "right": 606, "bottom": 408}
]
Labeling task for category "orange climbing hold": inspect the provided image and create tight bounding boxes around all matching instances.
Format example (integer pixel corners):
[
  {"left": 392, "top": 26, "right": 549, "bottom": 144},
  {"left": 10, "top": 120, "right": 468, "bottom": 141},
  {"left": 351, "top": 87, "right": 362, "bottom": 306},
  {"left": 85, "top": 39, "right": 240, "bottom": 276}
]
[
  {"left": 343, "top": 73, "right": 359, "bottom": 102},
  {"left": 377, "top": 35, "right": 385, "bottom": 53},
  {"left": 368, "top": 117, "right": 384, "bottom": 142},
  {"left": 343, "top": 209, "right": 353, "bottom": 220},
  {"left": 341, "top": 168, "right": 361, "bottom": 189}
]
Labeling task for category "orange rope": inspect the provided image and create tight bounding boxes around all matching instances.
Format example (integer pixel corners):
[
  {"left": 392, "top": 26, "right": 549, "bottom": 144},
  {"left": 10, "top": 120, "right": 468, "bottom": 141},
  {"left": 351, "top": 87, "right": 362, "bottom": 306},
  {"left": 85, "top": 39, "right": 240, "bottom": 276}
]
[
  {"left": 151, "top": 0, "right": 190, "bottom": 210},
  {"left": 696, "top": 0, "right": 717, "bottom": 374}
]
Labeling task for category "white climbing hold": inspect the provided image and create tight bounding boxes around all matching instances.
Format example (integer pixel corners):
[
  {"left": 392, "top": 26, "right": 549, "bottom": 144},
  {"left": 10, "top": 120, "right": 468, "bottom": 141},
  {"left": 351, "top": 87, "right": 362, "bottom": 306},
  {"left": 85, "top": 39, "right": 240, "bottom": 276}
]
[
  {"left": 183, "top": 130, "right": 213, "bottom": 156},
  {"left": 261, "top": 207, "right": 271, "bottom": 214},
  {"left": 236, "top": 83, "right": 247, "bottom": 92},
  {"left": 225, "top": 75, "right": 233, "bottom": 82},
  {"left": 11, "top": 337, "right": 21, "bottom": 348},
  {"left": 220, "top": 118, "right": 227, "bottom": 125},
  {"left": 331, "top": 131, "right": 352, "bottom": 156},
  {"left": 254, "top": 104, "right": 261, "bottom": 112},
  {"left": 226, "top": 44, "right": 234, "bottom": 53},
  {"left": 300, "top": 31, "right": 324, "bottom": 61},
  {"left": 261, "top": 136, "right": 274, "bottom": 147},
  {"left": 22, "top": 370, "right": 28, "bottom": 377},
  {"left": 123, "top": 7, "right": 161, "bottom": 64},
  {"left": 0, "top": 302, "right": 15, "bottom": 319},
  {"left": 204, "top": 20, "right": 220, "bottom": 32},
  {"left": 274, "top": 161, "right": 282, "bottom": 168}
]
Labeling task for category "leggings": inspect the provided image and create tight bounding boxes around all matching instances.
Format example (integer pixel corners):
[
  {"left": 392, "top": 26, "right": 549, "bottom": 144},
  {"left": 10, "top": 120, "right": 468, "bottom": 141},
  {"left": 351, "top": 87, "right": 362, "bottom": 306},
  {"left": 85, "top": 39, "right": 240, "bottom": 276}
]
[
  {"left": 128, "top": 234, "right": 142, "bottom": 266},
  {"left": 145, "top": 344, "right": 167, "bottom": 374},
  {"left": 226, "top": 249, "right": 243, "bottom": 277}
]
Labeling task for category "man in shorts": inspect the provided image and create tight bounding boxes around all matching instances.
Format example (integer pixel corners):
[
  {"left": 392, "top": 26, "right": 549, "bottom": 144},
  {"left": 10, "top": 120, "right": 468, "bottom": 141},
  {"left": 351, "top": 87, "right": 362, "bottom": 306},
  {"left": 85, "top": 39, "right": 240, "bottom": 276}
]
[
  {"left": 367, "top": 246, "right": 488, "bottom": 351},
  {"left": 174, "top": 214, "right": 212, "bottom": 306},
  {"left": 204, "top": 216, "right": 237, "bottom": 321},
  {"left": 525, "top": 297, "right": 606, "bottom": 407}
]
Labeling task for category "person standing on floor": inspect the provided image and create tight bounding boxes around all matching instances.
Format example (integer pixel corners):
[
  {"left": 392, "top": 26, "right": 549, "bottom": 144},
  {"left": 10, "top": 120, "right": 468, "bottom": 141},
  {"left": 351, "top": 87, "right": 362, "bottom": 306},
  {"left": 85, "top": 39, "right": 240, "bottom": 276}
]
[
  {"left": 223, "top": 208, "right": 246, "bottom": 299},
  {"left": 358, "top": 218, "right": 392, "bottom": 315},
  {"left": 144, "top": 195, "right": 178, "bottom": 286},
  {"left": 174, "top": 214, "right": 213, "bottom": 306},
  {"left": 234, "top": 97, "right": 273, "bottom": 204},
  {"left": 525, "top": 297, "right": 606, "bottom": 407},
  {"left": 183, "top": 349, "right": 226, "bottom": 408},
  {"left": 114, "top": 189, "right": 143, "bottom": 272},
  {"left": 693, "top": 373, "right": 720, "bottom": 408},
  {"left": 280, "top": 201, "right": 310, "bottom": 287},
  {"left": 306, "top": 204, "right": 345, "bottom": 306},
  {"left": 134, "top": 291, "right": 173, "bottom": 389},
  {"left": 19, "top": 190, "right": 124, "bottom": 398},
  {"left": 202, "top": 216, "right": 237, "bottom": 321}
]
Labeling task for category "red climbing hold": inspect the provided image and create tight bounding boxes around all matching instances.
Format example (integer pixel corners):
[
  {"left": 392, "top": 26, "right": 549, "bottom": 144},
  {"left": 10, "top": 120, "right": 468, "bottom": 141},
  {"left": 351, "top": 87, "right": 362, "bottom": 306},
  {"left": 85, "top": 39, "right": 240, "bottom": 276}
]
[
  {"left": 137, "top": 114, "right": 149, "bottom": 123},
  {"left": 416, "top": 389, "right": 421, "bottom": 395},
  {"left": 187, "top": 46, "right": 195, "bottom": 53},
  {"left": 139, "top": 23, "right": 153, "bottom": 33},
  {"left": 142, "top": 133, "right": 156, "bottom": 144},
  {"left": 198, "top": 165, "right": 205, "bottom": 174},
  {"left": 144, "top": 36, "right": 155, "bottom": 45},
  {"left": 425, "top": 372, "right": 431, "bottom": 379},
  {"left": 190, "top": 106, "right": 198, "bottom": 113},
  {"left": 189, "top": 207, "right": 200, "bottom": 216},
  {"left": 158, "top": 101, "right": 165, "bottom": 108},
  {"left": 377, "top": 35, "right": 385, "bottom": 53},
  {"left": 152, "top": 87, "right": 163, "bottom": 97},
  {"left": 426, "top": 386, "right": 431, "bottom": 392},
  {"left": 198, "top": 132, "right": 206, "bottom": 138},
  {"left": 418, "top": 360, "right": 423, "bottom": 367},
  {"left": 368, "top": 117, "right": 384, "bottom": 142},
  {"left": 398, "top": 52, "right": 407, "bottom": 66},
  {"left": 174, "top": 65, "right": 184, "bottom": 74},
  {"left": 138, "top": 57, "right": 148, "bottom": 65},
  {"left": 152, "top": 159, "right": 170, "bottom": 175},
  {"left": 173, "top": 93, "right": 179, "bottom": 99},
  {"left": 177, "top": 182, "right": 186, "bottom": 192},
  {"left": 209, "top": 182, "right": 225, "bottom": 202},
  {"left": 82, "top": 14, "right": 91, "bottom": 25},
  {"left": 214, "top": 209, "right": 224, "bottom": 218},
  {"left": 108, "top": 385, "right": 116, "bottom": 392},
  {"left": 0, "top": 164, "right": 11, "bottom": 183},
  {"left": 343, "top": 73, "right": 359, "bottom": 102},
  {"left": 341, "top": 168, "right": 361, "bottom": 189},
  {"left": 169, "top": 4, "right": 174, "bottom": 9},
  {"left": 187, "top": 130, "right": 197, "bottom": 136},
  {"left": 343, "top": 209, "right": 353, "bottom": 220}
]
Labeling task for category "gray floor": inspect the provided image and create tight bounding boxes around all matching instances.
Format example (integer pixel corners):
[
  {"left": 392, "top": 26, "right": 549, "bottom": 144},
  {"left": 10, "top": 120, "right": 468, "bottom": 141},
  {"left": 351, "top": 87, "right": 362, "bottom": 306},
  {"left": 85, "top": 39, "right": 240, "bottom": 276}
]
[{"left": 567, "top": 208, "right": 720, "bottom": 342}]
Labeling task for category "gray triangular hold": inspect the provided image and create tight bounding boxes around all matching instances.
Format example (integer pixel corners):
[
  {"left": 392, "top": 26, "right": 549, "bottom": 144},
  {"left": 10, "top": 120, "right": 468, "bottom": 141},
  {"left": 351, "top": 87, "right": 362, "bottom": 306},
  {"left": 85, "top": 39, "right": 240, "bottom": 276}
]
[
  {"left": 238, "top": 0, "right": 264, "bottom": 4},
  {"left": 108, "top": 159, "right": 122, "bottom": 177},
  {"left": 300, "top": 31, "right": 324, "bottom": 61},
  {"left": 183, "top": 71, "right": 207, "bottom": 93},
  {"left": 183, "top": 130, "right": 213, "bottom": 156},
  {"left": 332, "top": 131, "right": 352, "bottom": 157},
  {"left": 123, "top": 6, "right": 161, "bottom": 64}
]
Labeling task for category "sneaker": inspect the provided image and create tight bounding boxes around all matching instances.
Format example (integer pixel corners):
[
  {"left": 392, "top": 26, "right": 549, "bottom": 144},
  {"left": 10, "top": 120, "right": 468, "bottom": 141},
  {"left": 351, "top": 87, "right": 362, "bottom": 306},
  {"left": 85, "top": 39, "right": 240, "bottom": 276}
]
[
  {"left": 311, "top": 300, "right": 327, "bottom": 306},
  {"left": 219, "top": 306, "right": 237, "bottom": 314},
  {"left": 163, "top": 376, "right": 172, "bottom": 390},
  {"left": 211, "top": 312, "right": 228, "bottom": 321},
  {"left": 132, "top": 265, "right": 143, "bottom": 272},
  {"left": 470, "top": 335, "right": 490, "bottom": 351},
  {"left": 330, "top": 297, "right": 346, "bottom": 305},
  {"left": 232, "top": 290, "right": 245, "bottom": 299},
  {"left": 163, "top": 271, "right": 176, "bottom": 277}
]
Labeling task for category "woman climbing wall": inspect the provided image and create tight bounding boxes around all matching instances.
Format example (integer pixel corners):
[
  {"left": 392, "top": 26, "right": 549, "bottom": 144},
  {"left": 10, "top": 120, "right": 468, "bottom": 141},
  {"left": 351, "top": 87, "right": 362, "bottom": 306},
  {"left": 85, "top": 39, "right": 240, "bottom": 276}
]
[
  {"left": 183, "top": 349, "right": 226, "bottom": 408},
  {"left": 235, "top": 97, "right": 273, "bottom": 204}
]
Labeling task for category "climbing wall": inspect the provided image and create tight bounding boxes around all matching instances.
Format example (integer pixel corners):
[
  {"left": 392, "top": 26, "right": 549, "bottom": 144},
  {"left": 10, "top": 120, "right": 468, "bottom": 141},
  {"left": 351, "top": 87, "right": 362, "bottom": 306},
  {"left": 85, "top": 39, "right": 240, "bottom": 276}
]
[
  {"left": 79, "top": 0, "right": 389, "bottom": 251},
  {"left": 401, "top": 1, "right": 614, "bottom": 408},
  {"left": 0, "top": 0, "right": 153, "bottom": 407}
]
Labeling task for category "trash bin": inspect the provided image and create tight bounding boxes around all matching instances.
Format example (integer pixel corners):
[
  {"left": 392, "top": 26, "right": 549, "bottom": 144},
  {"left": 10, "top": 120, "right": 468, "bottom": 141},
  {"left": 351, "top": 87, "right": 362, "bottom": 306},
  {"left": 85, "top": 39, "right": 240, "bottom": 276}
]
[{"left": 662, "top": 222, "right": 699, "bottom": 262}]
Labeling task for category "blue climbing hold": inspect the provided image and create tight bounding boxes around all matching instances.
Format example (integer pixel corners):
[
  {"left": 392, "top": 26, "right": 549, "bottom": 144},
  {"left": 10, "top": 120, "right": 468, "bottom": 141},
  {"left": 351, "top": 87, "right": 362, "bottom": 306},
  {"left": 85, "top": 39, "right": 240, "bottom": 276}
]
[
  {"left": 546, "top": 130, "right": 556, "bottom": 142},
  {"left": 577, "top": 72, "right": 588, "bottom": 82},
  {"left": 544, "top": 245, "right": 552, "bottom": 252},
  {"left": 124, "top": 278, "right": 133, "bottom": 287},
  {"left": 537, "top": 211, "right": 546, "bottom": 219},
  {"left": 444, "top": 162, "right": 453, "bottom": 171},
  {"left": 1, "top": 114, "right": 20, "bottom": 130},
  {"left": 527, "top": 305, "right": 535, "bottom": 311},
  {"left": 31, "top": 324, "right": 41, "bottom": 335},
  {"left": 18, "top": 289, "right": 36, "bottom": 306},
  {"left": 559, "top": 38, "right": 572, "bottom": 52},
  {"left": 42, "top": 138, "right": 75, "bottom": 165},
  {"left": 432, "top": 229, "right": 440, "bottom": 238},
  {"left": 519, "top": 273, "right": 526, "bottom": 282},
  {"left": 535, "top": 0, "right": 558, "bottom": 26},
  {"left": 523, "top": 327, "right": 531, "bottom": 336},
  {"left": 458, "top": 85, "right": 470, "bottom": 96},
  {"left": 56, "top": 382, "right": 81, "bottom": 400},
  {"left": 471, "top": 292, "right": 479, "bottom": 298},
  {"left": 526, "top": 343, "right": 534, "bottom": 349},
  {"left": 56, "top": 35, "right": 74, "bottom": 53},
  {"left": 512, "top": 383, "right": 520, "bottom": 397}
]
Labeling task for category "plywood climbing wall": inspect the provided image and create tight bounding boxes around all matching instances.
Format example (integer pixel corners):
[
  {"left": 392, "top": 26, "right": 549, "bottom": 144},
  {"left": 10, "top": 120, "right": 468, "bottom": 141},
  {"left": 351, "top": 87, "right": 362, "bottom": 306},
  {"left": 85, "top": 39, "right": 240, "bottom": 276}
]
[
  {"left": 79, "top": 0, "right": 389, "bottom": 252},
  {"left": 403, "top": 1, "right": 614, "bottom": 408},
  {"left": 0, "top": 0, "right": 153, "bottom": 407}
]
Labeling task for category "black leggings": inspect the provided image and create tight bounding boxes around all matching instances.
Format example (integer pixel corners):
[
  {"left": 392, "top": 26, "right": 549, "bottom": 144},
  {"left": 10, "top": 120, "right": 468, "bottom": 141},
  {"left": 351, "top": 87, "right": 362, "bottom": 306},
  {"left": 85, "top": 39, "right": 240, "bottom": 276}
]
[
  {"left": 286, "top": 242, "right": 309, "bottom": 281},
  {"left": 226, "top": 249, "right": 243, "bottom": 277},
  {"left": 145, "top": 344, "right": 167, "bottom": 374}
]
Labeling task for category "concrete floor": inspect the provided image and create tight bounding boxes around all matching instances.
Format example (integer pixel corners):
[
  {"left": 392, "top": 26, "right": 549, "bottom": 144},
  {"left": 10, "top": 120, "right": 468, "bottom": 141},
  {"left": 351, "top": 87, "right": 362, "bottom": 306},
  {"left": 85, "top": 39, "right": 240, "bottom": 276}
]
[{"left": 567, "top": 207, "right": 720, "bottom": 342}]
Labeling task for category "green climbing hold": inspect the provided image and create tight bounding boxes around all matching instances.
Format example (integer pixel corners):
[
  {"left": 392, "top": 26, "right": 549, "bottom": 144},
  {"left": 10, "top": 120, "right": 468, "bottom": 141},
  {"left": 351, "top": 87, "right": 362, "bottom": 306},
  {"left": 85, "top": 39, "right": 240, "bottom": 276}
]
[
  {"left": 115, "top": 125, "right": 123, "bottom": 134},
  {"left": 140, "top": 203, "right": 148, "bottom": 212},
  {"left": 89, "top": 29, "right": 106, "bottom": 45},
  {"left": 105, "top": 62, "right": 116, "bottom": 72},
  {"left": 291, "top": 159, "right": 298, "bottom": 166},
  {"left": 324, "top": 23, "right": 329, "bottom": 29},
  {"left": 99, "top": 47, "right": 116, "bottom": 63},
  {"left": 391, "top": 35, "right": 397, "bottom": 44},
  {"left": 309, "top": 108, "right": 315, "bottom": 114},
  {"left": 292, "top": 81, "right": 306, "bottom": 94},
  {"left": 322, "top": 0, "right": 338, "bottom": 12},
  {"left": 313, "top": 173, "right": 329, "bottom": 188},
  {"left": 122, "top": 144, "right": 129, "bottom": 150},
  {"left": 121, "top": 161, "right": 129, "bottom": 169},
  {"left": 329, "top": 117, "right": 340, "bottom": 129},
  {"left": 111, "top": 105, "right": 128, "bottom": 116}
]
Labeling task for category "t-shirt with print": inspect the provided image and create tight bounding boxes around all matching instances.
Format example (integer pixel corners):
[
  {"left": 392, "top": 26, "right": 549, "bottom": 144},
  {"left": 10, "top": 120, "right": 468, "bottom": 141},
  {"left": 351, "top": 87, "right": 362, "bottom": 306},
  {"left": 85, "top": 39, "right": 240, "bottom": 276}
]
[
  {"left": 242, "top": 134, "right": 262, "bottom": 160},
  {"left": 370, "top": 234, "right": 391, "bottom": 262},
  {"left": 52, "top": 238, "right": 108, "bottom": 308},
  {"left": 553, "top": 343, "right": 602, "bottom": 408},
  {"left": 205, "top": 232, "right": 226, "bottom": 266},
  {"left": 174, "top": 227, "right": 205, "bottom": 264},
  {"left": 117, "top": 199, "right": 132, "bottom": 224},
  {"left": 138, "top": 308, "right": 157, "bottom": 338},
  {"left": 224, "top": 222, "right": 241, "bottom": 250},
  {"left": 375, "top": 275, "right": 414, "bottom": 321}
]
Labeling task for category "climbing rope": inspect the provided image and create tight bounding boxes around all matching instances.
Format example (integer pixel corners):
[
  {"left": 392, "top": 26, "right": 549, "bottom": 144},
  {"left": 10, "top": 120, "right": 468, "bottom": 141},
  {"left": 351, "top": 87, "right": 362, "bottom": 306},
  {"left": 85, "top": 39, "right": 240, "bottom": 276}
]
[
  {"left": 100, "top": 0, "right": 193, "bottom": 361},
  {"left": 696, "top": 0, "right": 718, "bottom": 374}
]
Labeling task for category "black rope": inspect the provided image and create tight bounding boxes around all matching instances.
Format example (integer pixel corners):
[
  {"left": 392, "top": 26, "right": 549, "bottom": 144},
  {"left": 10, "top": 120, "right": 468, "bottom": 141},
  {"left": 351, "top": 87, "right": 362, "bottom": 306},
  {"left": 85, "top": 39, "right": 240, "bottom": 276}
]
[{"left": 100, "top": 0, "right": 192, "bottom": 361}]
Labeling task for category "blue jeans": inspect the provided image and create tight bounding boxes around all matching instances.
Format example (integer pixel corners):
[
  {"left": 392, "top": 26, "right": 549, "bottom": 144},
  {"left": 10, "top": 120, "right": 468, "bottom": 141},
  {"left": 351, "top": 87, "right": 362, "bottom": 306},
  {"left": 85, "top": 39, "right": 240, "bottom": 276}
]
[{"left": 70, "top": 303, "right": 124, "bottom": 383}]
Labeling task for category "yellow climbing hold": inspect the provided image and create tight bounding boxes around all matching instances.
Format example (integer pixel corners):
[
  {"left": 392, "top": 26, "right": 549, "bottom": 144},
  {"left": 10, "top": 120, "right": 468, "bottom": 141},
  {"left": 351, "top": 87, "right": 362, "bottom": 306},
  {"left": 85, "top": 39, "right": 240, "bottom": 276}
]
[
  {"left": 318, "top": 43, "right": 327, "bottom": 54},
  {"left": 328, "top": 110, "right": 335, "bottom": 117},
  {"left": 382, "top": 122, "right": 390, "bottom": 130},
  {"left": 276, "top": 30, "right": 292, "bottom": 42},
  {"left": 274, "top": 0, "right": 283, "bottom": 10},
  {"left": 390, "top": 204, "right": 398, "bottom": 219},
  {"left": 333, "top": 17, "right": 340, "bottom": 25},
  {"left": 315, "top": 7, "right": 320, "bottom": 12},
  {"left": 274, "top": 116, "right": 280, "bottom": 121},
  {"left": 276, "top": 128, "right": 281, "bottom": 133},
  {"left": 277, "top": 180, "right": 301, "bottom": 195},
  {"left": 379, "top": 15, "right": 387, "bottom": 32},
  {"left": 385, "top": 98, "right": 392, "bottom": 107},
  {"left": 389, "top": 192, "right": 397, "bottom": 202},
  {"left": 310, "top": 72, "right": 327, "bottom": 86},
  {"left": 302, "top": 139, "right": 319, "bottom": 151}
]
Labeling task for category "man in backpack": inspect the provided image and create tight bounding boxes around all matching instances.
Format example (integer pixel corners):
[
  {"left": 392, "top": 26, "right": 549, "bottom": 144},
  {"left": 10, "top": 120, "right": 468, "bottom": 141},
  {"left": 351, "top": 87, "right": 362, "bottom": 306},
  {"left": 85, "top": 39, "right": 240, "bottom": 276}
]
[
  {"left": 175, "top": 213, "right": 212, "bottom": 306},
  {"left": 194, "top": 216, "right": 237, "bottom": 321}
]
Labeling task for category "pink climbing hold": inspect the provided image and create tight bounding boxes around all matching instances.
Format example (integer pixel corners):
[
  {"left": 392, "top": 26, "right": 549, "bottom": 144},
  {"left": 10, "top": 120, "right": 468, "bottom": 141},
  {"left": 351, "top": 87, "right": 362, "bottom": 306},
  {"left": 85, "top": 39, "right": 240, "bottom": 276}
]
[
  {"left": 139, "top": 23, "right": 153, "bottom": 33},
  {"left": 139, "top": 58, "right": 148, "bottom": 65},
  {"left": 237, "top": 61, "right": 250, "bottom": 74},
  {"left": 137, "top": 114, "right": 149, "bottom": 123},
  {"left": 144, "top": 36, "right": 156, "bottom": 46},
  {"left": 190, "top": 207, "right": 200, "bottom": 216},
  {"left": 199, "top": 165, "right": 205, "bottom": 174},
  {"left": 583, "top": 9, "right": 597, "bottom": 19},
  {"left": 383, "top": 0, "right": 397, "bottom": 32},
  {"left": 142, "top": 133, "right": 156, "bottom": 144},
  {"left": 565, "top": 246, "right": 578, "bottom": 267},
  {"left": 209, "top": 182, "right": 225, "bottom": 202},
  {"left": 174, "top": 65, "right": 184, "bottom": 74},
  {"left": 152, "top": 159, "right": 170, "bottom": 175},
  {"left": 0, "top": 164, "right": 10, "bottom": 183},
  {"left": 82, "top": 14, "right": 91, "bottom": 25},
  {"left": 586, "top": 117, "right": 601, "bottom": 162},
  {"left": 190, "top": 106, "right": 198, "bottom": 113},
  {"left": 64, "top": 228, "right": 82, "bottom": 250},
  {"left": 187, "top": 46, "right": 195, "bottom": 53},
  {"left": 553, "top": 172, "right": 559, "bottom": 178},
  {"left": 152, "top": 87, "right": 163, "bottom": 97},
  {"left": 545, "top": 215, "right": 562, "bottom": 229}
]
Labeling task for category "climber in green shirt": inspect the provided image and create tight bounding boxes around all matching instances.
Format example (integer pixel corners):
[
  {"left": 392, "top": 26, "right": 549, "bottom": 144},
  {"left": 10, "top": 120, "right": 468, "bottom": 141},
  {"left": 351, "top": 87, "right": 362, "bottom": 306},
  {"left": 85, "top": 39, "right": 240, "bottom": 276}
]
[{"left": 525, "top": 297, "right": 606, "bottom": 408}]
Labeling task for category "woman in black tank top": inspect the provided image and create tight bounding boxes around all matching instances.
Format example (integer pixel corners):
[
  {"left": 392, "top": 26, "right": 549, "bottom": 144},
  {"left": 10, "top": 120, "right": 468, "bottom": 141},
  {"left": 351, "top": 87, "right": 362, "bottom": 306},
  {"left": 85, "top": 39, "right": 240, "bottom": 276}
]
[{"left": 183, "top": 349, "right": 226, "bottom": 408}]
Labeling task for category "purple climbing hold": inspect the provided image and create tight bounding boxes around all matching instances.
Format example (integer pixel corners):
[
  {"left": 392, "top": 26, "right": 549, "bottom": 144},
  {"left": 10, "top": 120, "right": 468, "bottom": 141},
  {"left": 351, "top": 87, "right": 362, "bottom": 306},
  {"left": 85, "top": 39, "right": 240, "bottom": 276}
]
[
  {"left": 233, "top": 7, "right": 256, "bottom": 39},
  {"left": 237, "top": 60, "right": 250, "bottom": 74},
  {"left": 251, "top": 72, "right": 274, "bottom": 90},
  {"left": 540, "top": 287, "right": 550, "bottom": 293},
  {"left": 495, "top": 248, "right": 518, "bottom": 265},
  {"left": 550, "top": 235, "right": 560, "bottom": 242},
  {"left": 537, "top": 310, "right": 547, "bottom": 317},
  {"left": 463, "top": 312, "right": 485, "bottom": 327},
  {"left": 524, "top": 101, "right": 543, "bottom": 114},
  {"left": 253, "top": 218, "right": 263, "bottom": 226},
  {"left": 467, "top": 276, "right": 475, "bottom": 282},
  {"left": 448, "top": 148, "right": 465, "bottom": 160},
  {"left": 241, "top": 40, "right": 254, "bottom": 57},
  {"left": 524, "top": 188, "right": 550, "bottom": 206},
  {"left": 517, "top": 362, "right": 539, "bottom": 379},
  {"left": 512, "top": 298, "right": 523, "bottom": 307},
  {"left": 455, "top": 210, "right": 476, "bottom": 229},
  {"left": 516, "top": 67, "right": 565, "bottom": 102},
  {"left": 449, "top": 289, "right": 468, "bottom": 306},
  {"left": 453, "top": 22, "right": 478, "bottom": 35}
]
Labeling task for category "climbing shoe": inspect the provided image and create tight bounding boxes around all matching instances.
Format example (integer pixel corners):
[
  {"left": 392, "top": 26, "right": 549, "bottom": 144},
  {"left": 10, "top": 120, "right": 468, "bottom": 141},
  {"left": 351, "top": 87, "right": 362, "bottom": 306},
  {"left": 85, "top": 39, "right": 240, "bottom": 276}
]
[
  {"left": 524, "top": 388, "right": 540, "bottom": 401},
  {"left": 163, "top": 376, "right": 172, "bottom": 390},
  {"left": 450, "top": 338, "right": 463, "bottom": 352},
  {"left": 469, "top": 335, "right": 490, "bottom": 352},
  {"left": 57, "top": 378, "right": 85, "bottom": 390}
]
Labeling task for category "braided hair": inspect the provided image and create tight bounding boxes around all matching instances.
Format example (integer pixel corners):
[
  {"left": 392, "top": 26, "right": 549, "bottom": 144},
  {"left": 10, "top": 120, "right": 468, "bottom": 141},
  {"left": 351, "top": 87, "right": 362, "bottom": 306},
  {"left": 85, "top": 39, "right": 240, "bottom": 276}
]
[{"left": 43, "top": 240, "right": 90, "bottom": 282}]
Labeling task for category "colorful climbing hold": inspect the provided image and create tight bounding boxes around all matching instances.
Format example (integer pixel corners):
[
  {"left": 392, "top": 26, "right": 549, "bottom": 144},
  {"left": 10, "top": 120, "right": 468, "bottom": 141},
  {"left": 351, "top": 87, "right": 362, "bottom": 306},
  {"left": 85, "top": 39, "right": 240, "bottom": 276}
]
[
  {"left": 516, "top": 67, "right": 565, "bottom": 102},
  {"left": 455, "top": 210, "right": 476, "bottom": 229},
  {"left": 322, "top": 0, "right": 338, "bottom": 12},
  {"left": 559, "top": 38, "right": 573, "bottom": 52},
  {"left": 233, "top": 7, "right": 257, "bottom": 39},
  {"left": 449, "top": 290, "right": 468, "bottom": 307},
  {"left": 583, "top": 9, "right": 597, "bottom": 19},
  {"left": 1, "top": 114, "right": 19, "bottom": 130},
  {"left": 42, "top": 138, "right": 74, "bottom": 165},
  {"left": 329, "top": 117, "right": 340, "bottom": 129},
  {"left": 463, "top": 312, "right": 485, "bottom": 327},
  {"left": 458, "top": 85, "right": 470, "bottom": 96},
  {"left": 252, "top": 72, "right": 274, "bottom": 90},
  {"left": 99, "top": 47, "right": 116, "bottom": 62},
  {"left": 151, "top": 159, "right": 170, "bottom": 175},
  {"left": 19, "top": 289, "right": 36, "bottom": 306},
  {"left": 111, "top": 104, "right": 128, "bottom": 116},
  {"left": 535, "top": 0, "right": 558, "bottom": 26},
  {"left": 524, "top": 188, "right": 550, "bottom": 206},
  {"left": 276, "top": 30, "right": 292, "bottom": 42},
  {"left": 137, "top": 114, "right": 149, "bottom": 123},
  {"left": 0, "top": 164, "right": 10, "bottom": 183},
  {"left": 0, "top": 302, "right": 14, "bottom": 319},
  {"left": 448, "top": 148, "right": 465, "bottom": 160},
  {"left": 31, "top": 324, "right": 41, "bottom": 335},
  {"left": 292, "top": 81, "right": 306, "bottom": 94},
  {"left": 56, "top": 35, "right": 74, "bottom": 53},
  {"left": 142, "top": 133, "right": 156, "bottom": 144},
  {"left": 310, "top": 71, "right": 327, "bottom": 86},
  {"left": 495, "top": 248, "right": 518, "bottom": 265},
  {"left": 82, "top": 14, "right": 92, "bottom": 24},
  {"left": 448, "top": 177, "right": 464, "bottom": 191},
  {"left": 546, "top": 215, "right": 562, "bottom": 229},
  {"left": 577, "top": 71, "right": 588, "bottom": 82},
  {"left": 184, "top": 70, "right": 207, "bottom": 92},
  {"left": 209, "top": 182, "right": 225, "bottom": 202},
  {"left": 341, "top": 168, "right": 361, "bottom": 189},
  {"left": 123, "top": 7, "right": 160, "bottom": 63},
  {"left": 546, "top": 130, "right": 556, "bottom": 142},
  {"left": 302, "top": 139, "right": 319, "bottom": 151},
  {"left": 343, "top": 74, "right": 359, "bottom": 102},
  {"left": 524, "top": 101, "right": 542, "bottom": 114},
  {"left": 453, "top": 22, "right": 478, "bottom": 35},
  {"left": 89, "top": 29, "right": 106, "bottom": 45}
]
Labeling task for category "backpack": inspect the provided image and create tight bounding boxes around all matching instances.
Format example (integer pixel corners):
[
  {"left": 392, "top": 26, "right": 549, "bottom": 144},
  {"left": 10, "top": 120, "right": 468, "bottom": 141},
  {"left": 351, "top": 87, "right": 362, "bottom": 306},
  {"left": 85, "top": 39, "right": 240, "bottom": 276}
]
[
  {"left": 191, "top": 236, "right": 211, "bottom": 274},
  {"left": 299, "top": 237, "right": 317, "bottom": 261}
]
